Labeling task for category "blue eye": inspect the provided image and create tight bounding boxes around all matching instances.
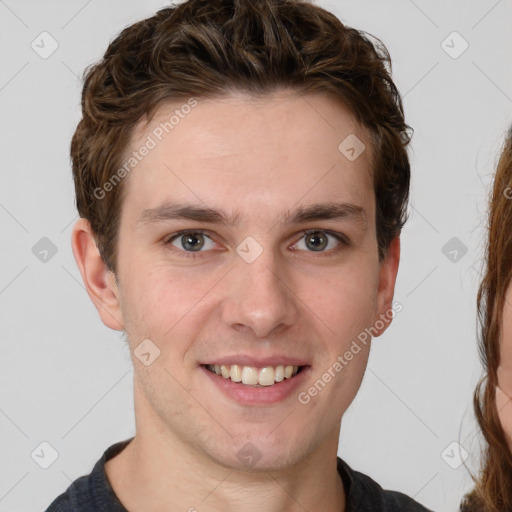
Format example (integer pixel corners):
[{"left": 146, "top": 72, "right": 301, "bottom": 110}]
[
  {"left": 292, "top": 229, "right": 348, "bottom": 254},
  {"left": 164, "top": 229, "right": 349, "bottom": 258},
  {"left": 166, "top": 231, "right": 216, "bottom": 257}
]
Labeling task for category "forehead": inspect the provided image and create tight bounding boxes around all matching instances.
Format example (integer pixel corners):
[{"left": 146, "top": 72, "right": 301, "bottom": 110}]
[{"left": 121, "top": 91, "right": 374, "bottom": 223}]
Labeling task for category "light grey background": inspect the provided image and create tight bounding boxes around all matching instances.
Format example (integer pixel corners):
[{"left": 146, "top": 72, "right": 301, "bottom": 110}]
[{"left": 1, "top": 1, "right": 511, "bottom": 511}]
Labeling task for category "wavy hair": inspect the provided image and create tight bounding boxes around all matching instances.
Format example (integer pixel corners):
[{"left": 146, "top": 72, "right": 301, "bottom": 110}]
[
  {"left": 71, "top": 0, "right": 412, "bottom": 272},
  {"left": 460, "top": 128, "right": 512, "bottom": 512}
]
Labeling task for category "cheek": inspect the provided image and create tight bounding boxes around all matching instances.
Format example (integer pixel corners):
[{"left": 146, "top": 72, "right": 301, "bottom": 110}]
[
  {"left": 501, "top": 288, "right": 512, "bottom": 384},
  {"left": 118, "top": 263, "right": 222, "bottom": 362},
  {"left": 118, "top": 266, "right": 193, "bottom": 336},
  {"left": 496, "top": 385, "right": 512, "bottom": 452},
  {"left": 304, "top": 261, "right": 379, "bottom": 335}
]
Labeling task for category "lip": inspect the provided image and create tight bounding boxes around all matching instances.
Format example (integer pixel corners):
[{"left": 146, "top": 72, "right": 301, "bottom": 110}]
[{"left": 200, "top": 364, "right": 311, "bottom": 406}]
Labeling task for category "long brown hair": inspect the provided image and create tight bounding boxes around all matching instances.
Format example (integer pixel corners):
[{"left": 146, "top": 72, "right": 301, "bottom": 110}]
[
  {"left": 461, "top": 128, "right": 512, "bottom": 511},
  {"left": 71, "top": 0, "right": 412, "bottom": 273}
]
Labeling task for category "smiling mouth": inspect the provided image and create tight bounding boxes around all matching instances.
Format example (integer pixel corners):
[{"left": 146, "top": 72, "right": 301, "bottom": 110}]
[{"left": 203, "top": 364, "right": 307, "bottom": 386}]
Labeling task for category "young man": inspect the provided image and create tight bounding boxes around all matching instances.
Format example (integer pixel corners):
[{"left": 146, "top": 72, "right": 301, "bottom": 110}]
[{"left": 45, "top": 0, "right": 432, "bottom": 510}]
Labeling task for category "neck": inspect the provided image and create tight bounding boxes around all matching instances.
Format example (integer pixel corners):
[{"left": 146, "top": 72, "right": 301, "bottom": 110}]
[{"left": 106, "top": 421, "right": 346, "bottom": 512}]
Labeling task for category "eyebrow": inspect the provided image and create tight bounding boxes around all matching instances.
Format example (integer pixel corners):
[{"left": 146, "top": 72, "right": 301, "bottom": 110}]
[{"left": 137, "top": 201, "right": 367, "bottom": 228}]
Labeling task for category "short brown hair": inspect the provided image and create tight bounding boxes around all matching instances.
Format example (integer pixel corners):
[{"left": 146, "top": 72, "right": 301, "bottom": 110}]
[
  {"left": 71, "top": 0, "right": 412, "bottom": 272},
  {"left": 460, "top": 128, "right": 512, "bottom": 512}
]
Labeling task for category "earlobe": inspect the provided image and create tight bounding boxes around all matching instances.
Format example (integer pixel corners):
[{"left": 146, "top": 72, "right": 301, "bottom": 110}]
[
  {"left": 71, "top": 218, "right": 124, "bottom": 331},
  {"left": 373, "top": 237, "right": 401, "bottom": 338}
]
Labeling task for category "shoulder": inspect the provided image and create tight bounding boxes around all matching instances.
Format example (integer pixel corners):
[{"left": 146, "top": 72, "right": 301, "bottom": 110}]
[
  {"left": 44, "top": 494, "right": 70, "bottom": 512},
  {"left": 43, "top": 439, "right": 132, "bottom": 512},
  {"left": 43, "top": 474, "right": 90, "bottom": 512},
  {"left": 337, "top": 457, "right": 434, "bottom": 511}
]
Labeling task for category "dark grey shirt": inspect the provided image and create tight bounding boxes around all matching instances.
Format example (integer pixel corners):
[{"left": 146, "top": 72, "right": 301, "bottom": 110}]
[{"left": 44, "top": 438, "right": 433, "bottom": 511}]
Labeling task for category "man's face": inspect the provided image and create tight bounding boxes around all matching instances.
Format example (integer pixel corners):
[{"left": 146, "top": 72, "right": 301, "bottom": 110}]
[{"left": 92, "top": 91, "right": 398, "bottom": 470}]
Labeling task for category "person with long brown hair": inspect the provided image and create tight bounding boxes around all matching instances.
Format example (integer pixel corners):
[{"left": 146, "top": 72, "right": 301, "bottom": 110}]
[{"left": 461, "top": 128, "right": 512, "bottom": 511}]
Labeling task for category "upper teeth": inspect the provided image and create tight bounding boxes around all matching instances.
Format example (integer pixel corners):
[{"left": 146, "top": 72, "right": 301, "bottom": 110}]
[{"left": 207, "top": 364, "right": 300, "bottom": 386}]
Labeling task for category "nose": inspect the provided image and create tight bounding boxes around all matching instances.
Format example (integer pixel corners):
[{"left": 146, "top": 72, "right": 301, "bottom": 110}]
[{"left": 220, "top": 247, "right": 299, "bottom": 339}]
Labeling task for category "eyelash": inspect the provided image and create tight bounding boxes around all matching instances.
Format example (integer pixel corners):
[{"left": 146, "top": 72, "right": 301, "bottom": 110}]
[{"left": 164, "top": 229, "right": 350, "bottom": 259}]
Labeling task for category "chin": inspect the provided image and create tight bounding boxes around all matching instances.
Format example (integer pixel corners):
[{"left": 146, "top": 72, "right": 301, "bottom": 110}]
[{"left": 205, "top": 433, "right": 311, "bottom": 473}]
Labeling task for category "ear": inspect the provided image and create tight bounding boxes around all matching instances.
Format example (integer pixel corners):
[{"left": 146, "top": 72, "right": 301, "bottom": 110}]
[
  {"left": 372, "top": 236, "right": 401, "bottom": 337},
  {"left": 71, "top": 218, "right": 124, "bottom": 331}
]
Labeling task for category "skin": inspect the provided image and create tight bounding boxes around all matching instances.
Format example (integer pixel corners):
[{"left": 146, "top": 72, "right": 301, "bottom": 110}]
[
  {"left": 72, "top": 90, "right": 400, "bottom": 512},
  {"left": 497, "top": 283, "right": 512, "bottom": 452}
]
